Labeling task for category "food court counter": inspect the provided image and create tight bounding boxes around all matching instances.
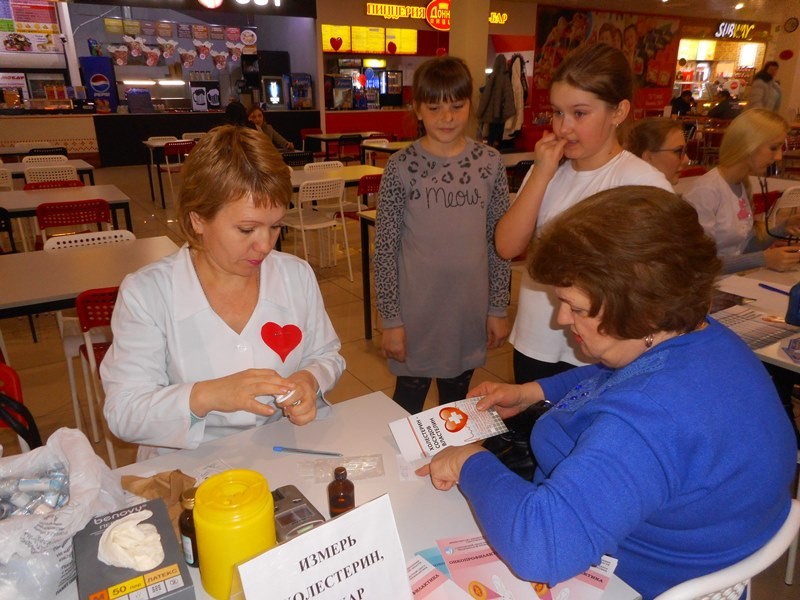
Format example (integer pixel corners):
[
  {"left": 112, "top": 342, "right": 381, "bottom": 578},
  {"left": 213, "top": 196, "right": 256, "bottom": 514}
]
[
  {"left": 0, "top": 113, "right": 98, "bottom": 162},
  {"left": 93, "top": 110, "right": 321, "bottom": 167}
]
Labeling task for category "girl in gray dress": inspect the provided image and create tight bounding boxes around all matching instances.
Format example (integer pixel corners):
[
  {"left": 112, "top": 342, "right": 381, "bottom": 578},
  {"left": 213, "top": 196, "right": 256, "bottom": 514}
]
[{"left": 374, "top": 56, "right": 511, "bottom": 414}]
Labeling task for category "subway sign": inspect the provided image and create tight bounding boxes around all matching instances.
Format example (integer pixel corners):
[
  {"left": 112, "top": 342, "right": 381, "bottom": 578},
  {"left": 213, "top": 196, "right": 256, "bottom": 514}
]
[{"left": 715, "top": 21, "right": 756, "bottom": 39}]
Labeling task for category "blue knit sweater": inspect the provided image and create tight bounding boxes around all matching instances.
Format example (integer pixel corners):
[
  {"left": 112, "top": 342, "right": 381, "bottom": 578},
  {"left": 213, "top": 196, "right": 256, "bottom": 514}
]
[{"left": 459, "top": 318, "right": 796, "bottom": 599}]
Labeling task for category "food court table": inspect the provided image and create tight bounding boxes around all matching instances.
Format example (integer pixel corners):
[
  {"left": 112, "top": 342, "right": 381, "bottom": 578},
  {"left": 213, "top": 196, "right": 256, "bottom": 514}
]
[
  {"left": 5, "top": 159, "right": 96, "bottom": 185},
  {"left": 0, "top": 184, "right": 133, "bottom": 232},
  {"left": 57, "top": 392, "right": 641, "bottom": 600},
  {"left": 290, "top": 165, "right": 383, "bottom": 191},
  {"left": 0, "top": 236, "right": 178, "bottom": 318},
  {"left": 360, "top": 209, "right": 377, "bottom": 339},
  {"left": 303, "top": 131, "right": 383, "bottom": 161}
]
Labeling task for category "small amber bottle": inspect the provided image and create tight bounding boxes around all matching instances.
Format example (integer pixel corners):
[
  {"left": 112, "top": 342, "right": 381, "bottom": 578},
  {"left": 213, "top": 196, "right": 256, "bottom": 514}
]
[
  {"left": 327, "top": 466, "right": 355, "bottom": 517},
  {"left": 179, "top": 487, "right": 199, "bottom": 568}
]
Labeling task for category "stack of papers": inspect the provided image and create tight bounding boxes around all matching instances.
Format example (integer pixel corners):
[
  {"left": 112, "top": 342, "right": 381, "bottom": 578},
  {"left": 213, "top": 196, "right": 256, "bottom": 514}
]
[{"left": 408, "top": 534, "right": 618, "bottom": 600}]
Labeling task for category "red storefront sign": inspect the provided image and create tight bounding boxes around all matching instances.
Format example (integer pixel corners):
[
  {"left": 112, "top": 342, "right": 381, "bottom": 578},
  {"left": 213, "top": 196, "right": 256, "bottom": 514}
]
[{"left": 426, "top": 0, "right": 450, "bottom": 32}]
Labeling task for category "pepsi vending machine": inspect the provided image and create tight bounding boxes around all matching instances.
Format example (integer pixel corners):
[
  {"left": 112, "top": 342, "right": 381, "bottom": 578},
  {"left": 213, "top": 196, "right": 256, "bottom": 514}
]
[{"left": 79, "top": 56, "right": 119, "bottom": 113}]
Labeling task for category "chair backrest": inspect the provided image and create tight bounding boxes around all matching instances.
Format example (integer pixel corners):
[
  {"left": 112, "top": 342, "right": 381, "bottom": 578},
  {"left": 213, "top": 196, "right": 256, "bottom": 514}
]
[
  {"left": 768, "top": 186, "right": 800, "bottom": 230},
  {"left": 182, "top": 132, "right": 206, "bottom": 141},
  {"left": 163, "top": 140, "right": 196, "bottom": 157},
  {"left": 76, "top": 287, "right": 119, "bottom": 333},
  {"left": 304, "top": 160, "right": 344, "bottom": 172},
  {"left": 21, "top": 154, "right": 68, "bottom": 164},
  {"left": 24, "top": 165, "right": 79, "bottom": 184},
  {"left": 43, "top": 229, "right": 135, "bottom": 251},
  {"left": 282, "top": 151, "right": 315, "bottom": 167},
  {"left": 23, "top": 179, "right": 85, "bottom": 190},
  {"left": 0, "top": 207, "right": 17, "bottom": 253},
  {"left": 0, "top": 168, "right": 11, "bottom": 192},
  {"left": 0, "top": 363, "right": 41, "bottom": 451},
  {"left": 36, "top": 199, "right": 112, "bottom": 232},
  {"left": 679, "top": 166, "right": 708, "bottom": 178},
  {"left": 653, "top": 499, "right": 800, "bottom": 600},
  {"left": 26, "top": 146, "right": 68, "bottom": 157},
  {"left": 147, "top": 135, "right": 178, "bottom": 143},
  {"left": 357, "top": 174, "right": 383, "bottom": 210},
  {"left": 297, "top": 178, "right": 346, "bottom": 214}
]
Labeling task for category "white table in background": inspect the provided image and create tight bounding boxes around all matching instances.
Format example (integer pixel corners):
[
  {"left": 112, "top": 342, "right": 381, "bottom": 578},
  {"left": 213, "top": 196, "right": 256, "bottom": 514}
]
[
  {"left": 303, "top": 131, "right": 383, "bottom": 160},
  {"left": 0, "top": 236, "right": 178, "bottom": 319},
  {"left": 716, "top": 268, "right": 800, "bottom": 373},
  {"left": 290, "top": 164, "right": 383, "bottom": 191},
  {"left": 0, "top": 184, "right": 133, "bottom": 252},
  {"left": 57, "top": 392, "right": 641, "bottom": 600},
  {"left": 4, "top": 159, "right": 96, "bottom": 185}
]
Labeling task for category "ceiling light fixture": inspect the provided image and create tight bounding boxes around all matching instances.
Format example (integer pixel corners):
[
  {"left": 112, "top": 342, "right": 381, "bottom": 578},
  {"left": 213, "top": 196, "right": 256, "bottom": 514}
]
[
  {"left": 734, "top": 2, "right": 744, "bottom": 8},
  {"left": 228, "top": 0, "right": 280, "bottom": 5}
]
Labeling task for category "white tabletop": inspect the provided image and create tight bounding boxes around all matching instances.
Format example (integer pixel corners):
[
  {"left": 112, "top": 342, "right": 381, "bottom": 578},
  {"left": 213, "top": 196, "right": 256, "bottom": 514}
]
[
  {"left": 0, "top": 184, "right": 129, "bottom": 213},
  {"left": 291, "top": 165, "right": 383, "bottom": 189},
  {"left": 501, "top": 151, "right": 536, "bottom": 167},
  {"left": 0, "top": 236, "right": 178, "bottom": 316},
  {"left": 57, "top": 392, "right": 640, "bottom": 600},
  {"left": 4, "top": 159, "right": 95, "bottom": 178},
  {"left": 716, "top": 267, "right": 800, "bottom": 372},
  {"left": 361, "top": 140, "right": 410, "bottom": 152}
]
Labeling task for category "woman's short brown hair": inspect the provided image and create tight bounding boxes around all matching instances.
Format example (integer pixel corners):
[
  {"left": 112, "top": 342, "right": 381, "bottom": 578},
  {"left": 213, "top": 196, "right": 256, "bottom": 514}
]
[
  {"left": 530, "top": 186, "right": 721, "bottom": 339},
  {"left": 177, "top": 124, "right": 292, "bottom": 248},
  {"left": 626, "top": 117, "right": 684, "bottom": 157}
]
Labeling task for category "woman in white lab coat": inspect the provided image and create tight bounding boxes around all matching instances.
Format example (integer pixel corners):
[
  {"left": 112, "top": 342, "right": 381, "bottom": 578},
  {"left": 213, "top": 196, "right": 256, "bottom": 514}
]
[{"left": 101, "top": 125, "right": 345, "bottom": 460}]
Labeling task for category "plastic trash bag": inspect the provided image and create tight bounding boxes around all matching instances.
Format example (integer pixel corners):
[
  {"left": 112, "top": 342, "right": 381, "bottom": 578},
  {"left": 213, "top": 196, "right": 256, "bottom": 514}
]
[{"left": 0, "top": 428, "right": 125, "bottom": 598}]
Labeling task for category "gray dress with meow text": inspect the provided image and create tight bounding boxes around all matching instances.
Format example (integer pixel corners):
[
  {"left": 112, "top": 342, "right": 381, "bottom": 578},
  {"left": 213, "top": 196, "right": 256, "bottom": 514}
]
[{"left": 374, "top": 139, "right": 510, "bottom": 378}]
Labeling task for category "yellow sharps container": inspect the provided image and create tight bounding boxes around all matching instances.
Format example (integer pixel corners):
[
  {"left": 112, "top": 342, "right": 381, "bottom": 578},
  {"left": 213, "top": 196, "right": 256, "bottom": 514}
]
[{"left": 194, "top": 469, "right": 277, "bottom": 599}]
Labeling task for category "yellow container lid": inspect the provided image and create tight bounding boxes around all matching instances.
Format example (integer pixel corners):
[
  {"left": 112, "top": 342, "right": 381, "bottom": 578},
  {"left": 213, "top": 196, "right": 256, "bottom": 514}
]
[{"left": 195, "top": 469, "right": 272, "bottom": 524}]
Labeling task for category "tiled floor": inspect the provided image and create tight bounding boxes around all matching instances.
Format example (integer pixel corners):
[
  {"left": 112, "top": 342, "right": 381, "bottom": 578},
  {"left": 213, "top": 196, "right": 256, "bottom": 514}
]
[{"left": 1, "top": 164, "right": 798, "bottom": 595}]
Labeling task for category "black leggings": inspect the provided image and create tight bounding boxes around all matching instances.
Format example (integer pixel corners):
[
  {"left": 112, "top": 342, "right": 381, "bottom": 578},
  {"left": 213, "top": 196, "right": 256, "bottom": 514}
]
[
  {"left": 392, "top": 370, "right": 474, "bottom": 415},
  {"left": 513, "top": 349, "right": 574, "bottom": 385}
]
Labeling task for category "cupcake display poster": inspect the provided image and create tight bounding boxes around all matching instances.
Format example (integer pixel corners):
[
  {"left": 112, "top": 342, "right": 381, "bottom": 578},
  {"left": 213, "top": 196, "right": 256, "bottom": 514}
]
[{"left": 104, "top": 18, "right": 254, "bottom": 71}]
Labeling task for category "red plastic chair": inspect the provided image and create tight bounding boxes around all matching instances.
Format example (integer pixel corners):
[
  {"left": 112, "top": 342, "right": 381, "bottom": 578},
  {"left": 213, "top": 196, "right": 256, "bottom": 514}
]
[
  {"left": 0, "top": 363, "right": 41, "bottom": 452},
  {"left": 23, "top": 179, "right": 85, "bottom": 191},
  {"left": 356, "top": 174, "right": 382, "bottom": 213},
  {"left": 76, "top": 286, "right": 119, "bottom": 468},
  {"left": 35, "top": 199, "right": 112, "bottom": 248}
]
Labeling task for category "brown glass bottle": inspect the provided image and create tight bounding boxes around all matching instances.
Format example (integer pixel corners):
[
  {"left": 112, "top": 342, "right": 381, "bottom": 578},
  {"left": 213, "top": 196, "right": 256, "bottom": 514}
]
[
  {"left": 327, "top": 467, "right": 355, "bottom": 517},
  {"left": 179, "top": 487, "right": 199, "bottom": 568}
]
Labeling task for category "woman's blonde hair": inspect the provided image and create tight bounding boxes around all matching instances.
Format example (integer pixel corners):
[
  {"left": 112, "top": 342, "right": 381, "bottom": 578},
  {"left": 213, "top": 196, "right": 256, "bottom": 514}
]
[
  {"left": 177, "top": 125, "right": 292, "bottom": 248},
  {"left": 720, "top": 108, "right": 788, "bottom": 167}
]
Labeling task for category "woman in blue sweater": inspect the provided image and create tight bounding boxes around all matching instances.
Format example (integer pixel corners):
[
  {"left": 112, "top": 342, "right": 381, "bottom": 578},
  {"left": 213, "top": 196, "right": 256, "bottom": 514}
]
[{"left": 417, "top": 186, "right": 796, "bottom": 599}]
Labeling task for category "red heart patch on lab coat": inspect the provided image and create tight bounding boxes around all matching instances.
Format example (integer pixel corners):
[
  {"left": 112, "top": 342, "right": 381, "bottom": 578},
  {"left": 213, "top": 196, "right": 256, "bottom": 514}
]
[
  {"left": 439, "top": 407, "right": 468, "bottom": 433},
  {"left": 261, "top": 322, "right": 302, "bottom": 362}
]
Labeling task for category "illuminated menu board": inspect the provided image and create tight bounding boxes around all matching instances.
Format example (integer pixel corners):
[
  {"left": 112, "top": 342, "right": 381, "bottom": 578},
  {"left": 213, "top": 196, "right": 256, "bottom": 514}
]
[
  {"left": 385, "top": 28, "right": 417, "bottom": 54},
  {"left": 321, "top": 23, "right": 417, "bottom": 55},
  {"left": 351, "top": 26, "right": 384, "bottom": 54},
  {"left": 321, "top": 24, "right": 351, "bottom": 52}
]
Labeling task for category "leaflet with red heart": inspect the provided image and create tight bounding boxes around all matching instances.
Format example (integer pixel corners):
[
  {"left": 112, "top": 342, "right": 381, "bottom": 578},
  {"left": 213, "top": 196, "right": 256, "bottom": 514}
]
[{"left": 389, "top": 397, "right": 509, "bottom": 462}]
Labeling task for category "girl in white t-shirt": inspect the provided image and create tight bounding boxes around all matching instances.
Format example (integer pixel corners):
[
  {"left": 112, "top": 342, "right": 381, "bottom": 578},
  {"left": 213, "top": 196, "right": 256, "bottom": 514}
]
[{"left": 496, "top": 43, "right": 672, "bottom": 384}]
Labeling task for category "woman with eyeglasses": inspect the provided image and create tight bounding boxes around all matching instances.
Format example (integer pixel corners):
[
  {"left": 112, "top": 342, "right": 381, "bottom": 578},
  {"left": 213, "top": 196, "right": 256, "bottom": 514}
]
[
  {"left": 683, "top": 108, "right": 799, "bottom": 274},
  {"left": 626, "top": 117, "right": 690, "bottom": 186}
]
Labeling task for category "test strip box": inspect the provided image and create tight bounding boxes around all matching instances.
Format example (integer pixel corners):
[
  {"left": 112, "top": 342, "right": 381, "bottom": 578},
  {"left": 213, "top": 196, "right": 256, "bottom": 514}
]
[{"left": 73, "top": 498, "right": 195, "bottom": 600}]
